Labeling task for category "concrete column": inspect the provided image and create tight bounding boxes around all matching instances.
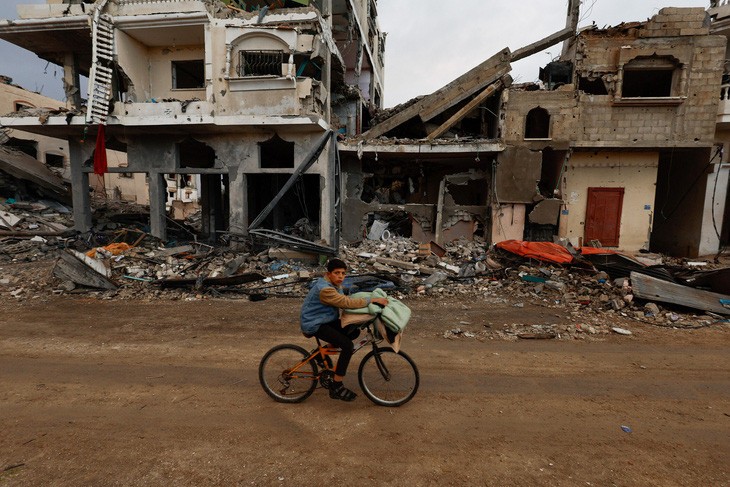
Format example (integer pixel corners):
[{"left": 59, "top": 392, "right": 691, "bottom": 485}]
[
  {"left": 228, "top": 166, "right": 248, "bottom": 236},
  {"left": 147, "top": 172, "right": 167, "bottom": 241},
  {"left": 324, "top": 133, "right": 338, "bottom": 247},
  {"left": 322, "top": 0, "right": 332, "bottom": 124},
  {"left": 68, "top": 140, "right": 92, "bottom": 233},
  {"left": 63, "top": 53, "right": 82, "bottom": 109}
]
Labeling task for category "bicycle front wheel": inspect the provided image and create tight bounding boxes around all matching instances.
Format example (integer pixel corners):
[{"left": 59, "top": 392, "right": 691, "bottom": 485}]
[
  {"left": 259, "top": 344, "right": 318, "bottom": 403},
  {"left": 358, "top": 347, "right": 419, "bottom": 407}
]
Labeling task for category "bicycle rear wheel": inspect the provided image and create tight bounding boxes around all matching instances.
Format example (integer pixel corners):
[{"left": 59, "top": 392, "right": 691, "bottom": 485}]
[
  {"left": 358, "top": 347, "right": 419, "bottom": 407},
  {"left": 259, "top": 344, "right": 318, "bottom": 403}
]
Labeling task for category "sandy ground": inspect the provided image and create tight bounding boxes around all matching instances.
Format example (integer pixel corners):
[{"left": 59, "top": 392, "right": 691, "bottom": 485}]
[{"left": 0, "top": 295, "right": 728, "bottom": 486}]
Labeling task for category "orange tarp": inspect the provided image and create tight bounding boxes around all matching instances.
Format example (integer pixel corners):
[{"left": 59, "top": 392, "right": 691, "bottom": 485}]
[{"left": 495, "top": 240, "right": 616, "bottom": 265}]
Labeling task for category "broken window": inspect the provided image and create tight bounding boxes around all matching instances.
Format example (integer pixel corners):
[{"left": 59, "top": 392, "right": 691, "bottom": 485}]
[
  {"left": 621, "top": 56, "right": 678, "bottom": 98},
  {"left": 525, "top": 107, "right": 550, "bottom": 139},
  {"left": 293, "top": 55, "right": 322, "bottom": 80},
  {"left": 45, "top": 153, "right": 64, "bottom": 168},
  {"left": 177, "top": 138, "right": 215, "bottom": 169},
  {"left": 172, "top": 60, "right": 204, "bottom": 89},
  {"left": 259, "top": 134, "right": 295, "bottom": 169},
  {"left": 238, "top": 50, "right": 284, "bottom": 77},
  {"left": 578, "top": 76, "right": 608, "bottom": 95}
]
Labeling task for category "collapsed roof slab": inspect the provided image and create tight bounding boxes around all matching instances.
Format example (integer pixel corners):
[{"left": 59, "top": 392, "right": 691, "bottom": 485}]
[
  {"left": 359, "top": 48, "right": 512, "bottom": 141},
  {"left": 0, "top": 146, "right": 69, "bottom": 201}
]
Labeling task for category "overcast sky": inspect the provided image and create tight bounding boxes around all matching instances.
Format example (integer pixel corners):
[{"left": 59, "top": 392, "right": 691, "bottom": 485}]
[{"left": 0, "top": 0, "right": 711, "bottom": 107}]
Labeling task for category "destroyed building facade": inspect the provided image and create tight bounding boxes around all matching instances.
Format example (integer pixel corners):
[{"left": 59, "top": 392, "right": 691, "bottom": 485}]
[
  {"left": 345, "top": 4, "right": 728, "bottom": 258},
  {"left": 0, "top": 0, "right": 385, "bottom": 251}
]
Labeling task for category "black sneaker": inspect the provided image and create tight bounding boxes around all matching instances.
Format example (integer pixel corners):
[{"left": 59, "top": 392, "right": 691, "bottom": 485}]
[{"left": 329, "top": 382, "right": 357, "bottom": 401}]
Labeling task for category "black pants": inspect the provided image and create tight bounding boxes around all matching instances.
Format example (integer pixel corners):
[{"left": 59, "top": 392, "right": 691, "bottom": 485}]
[{"left": 314, "top": 319, "right": 354, "bottom": 377}]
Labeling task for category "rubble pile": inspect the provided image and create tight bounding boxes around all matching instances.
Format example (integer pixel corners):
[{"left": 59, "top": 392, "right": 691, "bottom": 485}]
[{"left": 1, "top": 202, "right": 729, "bottom": 338}]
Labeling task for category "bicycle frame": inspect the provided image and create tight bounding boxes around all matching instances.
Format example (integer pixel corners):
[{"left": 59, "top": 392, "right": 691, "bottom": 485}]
[{"left": 305, "top": 318, "right": 384, "bottom": 376}]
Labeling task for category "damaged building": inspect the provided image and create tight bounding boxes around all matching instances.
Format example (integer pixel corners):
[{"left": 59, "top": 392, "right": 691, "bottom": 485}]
[
  {"left": 0, "top": 0, "right": 385, "bottom": 251},
  {"left": 0, "top": 1, "right": 728, "bottom": 258},
  {"left": 344, "top": 4, "right": 728, "bottom": 257}
]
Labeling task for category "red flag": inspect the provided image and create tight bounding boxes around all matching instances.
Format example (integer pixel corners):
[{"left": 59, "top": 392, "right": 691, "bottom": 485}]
[{"left": 93, "top": 124, "right": 108, "bottom": 175}]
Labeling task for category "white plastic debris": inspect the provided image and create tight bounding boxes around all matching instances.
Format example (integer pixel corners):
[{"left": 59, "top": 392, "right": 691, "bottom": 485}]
[{"left": 611, "top": 327, "right": 633, "bottom": 335}]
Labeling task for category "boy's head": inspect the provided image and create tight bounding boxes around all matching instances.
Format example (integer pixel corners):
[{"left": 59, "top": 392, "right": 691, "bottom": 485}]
[
  {"left": 325, "top": 258, "right": 347, "bottom": 286},
  {"left": 326, "top": 258, "right": 347, "bottom": 273}
]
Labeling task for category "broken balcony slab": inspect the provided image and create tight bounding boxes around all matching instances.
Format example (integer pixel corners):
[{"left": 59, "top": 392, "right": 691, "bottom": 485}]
[
  {"left": 53, "top": 249, "right": 118, "bottom": 291},
  {"left": 359, "top": 48, "right": 511, "bottom": 140},
  {"left": 630, "top": 271, "right": 730, "bottom": 315}
]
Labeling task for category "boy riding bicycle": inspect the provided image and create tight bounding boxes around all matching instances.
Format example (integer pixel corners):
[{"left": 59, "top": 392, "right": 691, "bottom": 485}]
[{"left": 300, "top": 258, "right": 388, "bottom": 401}]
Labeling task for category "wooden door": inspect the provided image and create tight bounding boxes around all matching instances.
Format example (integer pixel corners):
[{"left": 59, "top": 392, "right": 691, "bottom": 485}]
[{"left": 585, "top": 187, "right": 624, "bottom": 247}]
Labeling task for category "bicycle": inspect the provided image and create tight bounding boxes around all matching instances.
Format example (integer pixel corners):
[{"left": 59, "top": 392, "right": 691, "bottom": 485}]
[{"left": 258, "top": 316, "right": 419, "bottom": 407}]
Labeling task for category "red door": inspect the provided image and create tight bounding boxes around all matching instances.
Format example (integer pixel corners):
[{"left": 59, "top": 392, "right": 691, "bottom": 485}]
[{"left": 584, "top": 187, "right": 624, "bottom": 247}]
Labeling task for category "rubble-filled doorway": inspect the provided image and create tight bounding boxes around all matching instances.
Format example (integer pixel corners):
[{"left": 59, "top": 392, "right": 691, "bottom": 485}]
[{"left": 247, "top": 174, "right": 320, "bottom": 237}]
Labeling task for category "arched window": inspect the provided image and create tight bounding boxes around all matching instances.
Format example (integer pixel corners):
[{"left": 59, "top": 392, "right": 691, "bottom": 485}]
[
  {"left": 525, "top": 107, "right": 550, "bottom": 139},
  {"left": 259, "top": 133, "right": 294, "bottom": 168}
]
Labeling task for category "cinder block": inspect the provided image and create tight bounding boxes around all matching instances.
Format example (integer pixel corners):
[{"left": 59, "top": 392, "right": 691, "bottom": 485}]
[{"left": 680, "top": 28, "right": 710, "bottom": 36}]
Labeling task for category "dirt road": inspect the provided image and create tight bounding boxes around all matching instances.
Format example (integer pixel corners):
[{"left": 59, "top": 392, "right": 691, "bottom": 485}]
[{"left": 0, "top": 296, "right": 728, "bottom": 486}]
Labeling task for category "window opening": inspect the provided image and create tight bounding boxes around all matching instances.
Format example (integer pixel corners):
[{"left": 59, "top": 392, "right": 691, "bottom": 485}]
[
  {"left": 578, "top": 76, "right": 608, "bottom": 95},
  {"left": 525, "top": 107, "right": 550, "bottom": 139},
  {"left": 172, "top": 60, "right": 204, "bottom": 89},
  {"left": 621, "top": 56, "right": 678, "bottom": 98},
  {"left": 6, "top": 137, "right": 38, "bottom": 159},
  {"left": 259, "top": 134, "right": 295, "bottom": 169},
  {"left": 45, "top": 153, "right": 64, "bottom": 168},
  {"left": 238, "top": 50, "right": 284, "bottom": 77},
  {"left": 177, "top": 138, "right": 216, "bottom": 168}
]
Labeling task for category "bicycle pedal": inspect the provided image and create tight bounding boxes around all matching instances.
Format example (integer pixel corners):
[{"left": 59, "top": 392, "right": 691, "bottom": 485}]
[{"left": 319, "top": 370, "right": 335, "bottom": 389}]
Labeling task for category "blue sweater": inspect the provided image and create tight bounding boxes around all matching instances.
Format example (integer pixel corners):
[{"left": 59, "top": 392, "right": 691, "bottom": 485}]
[{"left": 300, "top": 278, "right": 340, "bottom": 335}]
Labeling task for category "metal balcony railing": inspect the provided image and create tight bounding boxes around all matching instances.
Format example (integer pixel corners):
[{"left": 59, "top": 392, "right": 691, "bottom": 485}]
[{"left": 711, "top": 1, "right": 730, "bottom": 7}]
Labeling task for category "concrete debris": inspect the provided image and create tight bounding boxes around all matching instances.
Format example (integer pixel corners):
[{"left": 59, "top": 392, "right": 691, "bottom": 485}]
[{"left": 2, "top": 197, "right": 729, "bottom": 335}]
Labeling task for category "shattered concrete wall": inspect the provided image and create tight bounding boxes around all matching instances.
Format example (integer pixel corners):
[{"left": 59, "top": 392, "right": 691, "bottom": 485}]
[
  {"left": 494, "top": 146, "right": 542, "bottom": 203},
  {"left": 491, "top": 204, "right": 526, "bottom": 242},
  {"left": 340, "top": 153, "right": 491, "bottom": 244}
]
